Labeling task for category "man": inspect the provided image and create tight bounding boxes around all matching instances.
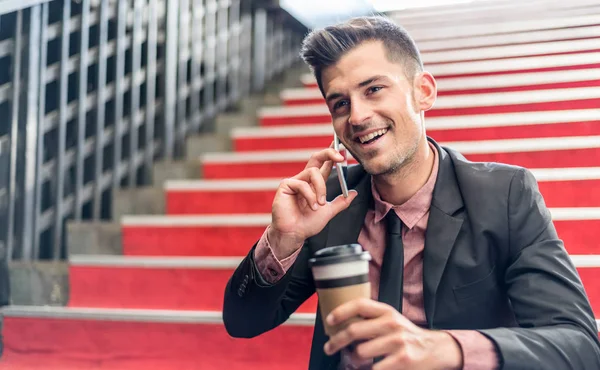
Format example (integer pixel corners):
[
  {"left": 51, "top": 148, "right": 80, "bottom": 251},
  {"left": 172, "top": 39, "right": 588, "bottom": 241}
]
[{"left": 223, "top": 16, "right": 600, "bottom": 369}]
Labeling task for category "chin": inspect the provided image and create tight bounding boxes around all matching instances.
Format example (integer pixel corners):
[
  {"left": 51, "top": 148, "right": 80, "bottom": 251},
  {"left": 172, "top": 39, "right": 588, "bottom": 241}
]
[
  {"left": 361, "top": 155, "right": 408, "bottom": 177},
  {"left": 359, "top": 159, "right": 394, "bottom": 176}
]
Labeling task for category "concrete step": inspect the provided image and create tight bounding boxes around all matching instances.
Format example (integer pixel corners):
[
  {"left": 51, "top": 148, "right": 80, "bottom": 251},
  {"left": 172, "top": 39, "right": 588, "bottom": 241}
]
[
  {"left": 185, "top": 133, "right": 231, "bottom": 162},
  {"left": 112, "top": 186, "right": 165, "bottom": 221},
  {"left": 213, "top": 112, "right": 259, "bottom": 137},
  {"left": 66, "top": 221, "right": 122, "bottom": 256},
  {"left": 152, "top": 158, "right": 202, "bottom": 186},
  {"left": 8, "top": 261, "right": 69, "bottom": 306}
]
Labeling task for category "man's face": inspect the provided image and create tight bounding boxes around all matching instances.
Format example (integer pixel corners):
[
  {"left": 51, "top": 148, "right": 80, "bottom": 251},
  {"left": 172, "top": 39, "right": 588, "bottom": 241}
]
[{"left": 321, "top": 41, "right": 435, "bottom": 176}]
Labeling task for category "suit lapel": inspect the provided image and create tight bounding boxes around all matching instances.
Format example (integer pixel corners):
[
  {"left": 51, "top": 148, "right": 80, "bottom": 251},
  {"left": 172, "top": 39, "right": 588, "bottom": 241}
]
[{"left": 423, "top": 139, "right": 465, "bottom": 327}]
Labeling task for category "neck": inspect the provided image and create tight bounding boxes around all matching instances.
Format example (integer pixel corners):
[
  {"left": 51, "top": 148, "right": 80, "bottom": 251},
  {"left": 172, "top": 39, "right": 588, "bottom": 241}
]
[{"left": 373, "top": 138, "right": 434, "bottom": 205}]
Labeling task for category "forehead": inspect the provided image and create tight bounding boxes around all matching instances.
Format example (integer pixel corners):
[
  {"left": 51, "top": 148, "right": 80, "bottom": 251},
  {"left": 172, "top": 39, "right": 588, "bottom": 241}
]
[{"left": 321, "top": 41, "right": 405, "bottom": 94}]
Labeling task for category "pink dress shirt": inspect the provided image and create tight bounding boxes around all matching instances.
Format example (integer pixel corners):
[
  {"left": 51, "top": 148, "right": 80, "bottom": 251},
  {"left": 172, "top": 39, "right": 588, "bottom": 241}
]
[{"left": 253, "top": 144, "right": 499, "bottom": 370}]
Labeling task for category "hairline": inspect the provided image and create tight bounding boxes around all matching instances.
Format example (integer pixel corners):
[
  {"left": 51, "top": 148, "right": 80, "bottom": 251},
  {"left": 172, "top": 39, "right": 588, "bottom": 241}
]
[{"left": 315, "top": 39, "right": 421, "bottom": 97}]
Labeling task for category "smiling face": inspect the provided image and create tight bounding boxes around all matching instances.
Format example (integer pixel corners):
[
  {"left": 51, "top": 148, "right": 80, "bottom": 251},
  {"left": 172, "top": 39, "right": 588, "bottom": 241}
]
[{"left": 321, "top": 40, "right": 436, "bottom": 177}]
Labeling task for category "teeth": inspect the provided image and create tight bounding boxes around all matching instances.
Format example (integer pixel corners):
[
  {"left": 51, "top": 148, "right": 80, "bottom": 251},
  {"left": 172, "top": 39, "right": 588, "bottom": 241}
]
[{"left": 359, "top": 129, "right": 387, "bottom": 143}]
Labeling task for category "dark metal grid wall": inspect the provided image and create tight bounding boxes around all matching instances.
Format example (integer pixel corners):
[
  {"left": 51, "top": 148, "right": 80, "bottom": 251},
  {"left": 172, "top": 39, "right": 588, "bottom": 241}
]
[{"left": 0, "top": 0, "right": 305, "bottom": 262}]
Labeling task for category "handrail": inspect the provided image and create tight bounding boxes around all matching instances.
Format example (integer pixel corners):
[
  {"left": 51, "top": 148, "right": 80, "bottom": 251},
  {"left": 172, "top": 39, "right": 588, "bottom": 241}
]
[
  {"left": 0, "top": 0, "right": 52, "bottom": 16},
  {"left": 0, "top": 0, "right": 307, "bottom": 262}
]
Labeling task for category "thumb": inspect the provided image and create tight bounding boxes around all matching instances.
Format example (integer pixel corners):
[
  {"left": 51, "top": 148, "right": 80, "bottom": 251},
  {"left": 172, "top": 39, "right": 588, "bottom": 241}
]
[{"left": 328, "top": 190, "right": 359, "bottom": 217}]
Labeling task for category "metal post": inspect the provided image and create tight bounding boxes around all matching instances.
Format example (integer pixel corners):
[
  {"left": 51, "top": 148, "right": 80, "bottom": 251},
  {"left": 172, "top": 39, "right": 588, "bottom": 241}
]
[
  {"left": 203, "top": 0, "right": 217, "bottom": 119},
  {"left": 93, "top": 0, "right": 109, "bottom": 220},
  {"left": 112, "top": 0, "right": 127, "bottom": 193},
  {"left": 21, "top": 4, "right": 43, "bottom": 260},
  {"left": 75, "top": 0, "right": 91, "bottom": 219},
  {"left": 266, "top": 16, "right": 274, "bottom": 80},
  {"left": 33, "top": 1, "right": 49, "bottom": 256},
  {"left": 129, "top": 0, "right": 143, "bottom": 188},
  {"left": 144, "top": 0, "right": 158, "bottom": 184},
  {"left": 240, "top": 14, "right": 252, "bottom": 96},
  {"left": 0, "top": 136, "right": 9, "bottom": 262},
  {"left": 216, "top": 0, "right": 228, "bottom": 109},
  {"left": 189, "top": 0, "right": 204, "bottom": 132},
  {"left": 228, "top": 0, "right": 240, "bottom": 103},
  {"left": 252, "top": 8, "right": 266, "bottom": 91},
  {"left": 7, "top": 10, "right": 23, "bottom": 261},
  {"left": 176, "top": 0, "right": 190, "bottom": 152},
  {"left": 275, "top": 23, "right": 284, "bottom": 73},
  {"left": 53, "top": 0, "right": 72, "bottom": 258},
  {"left": 163, "top": 0, "right": 179, "bottom": 160}
]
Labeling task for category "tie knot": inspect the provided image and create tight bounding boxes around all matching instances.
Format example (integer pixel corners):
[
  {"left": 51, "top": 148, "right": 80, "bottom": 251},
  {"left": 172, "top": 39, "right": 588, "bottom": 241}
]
[{"left": 386, "top": 210, "right": 403, "bottom": 235}]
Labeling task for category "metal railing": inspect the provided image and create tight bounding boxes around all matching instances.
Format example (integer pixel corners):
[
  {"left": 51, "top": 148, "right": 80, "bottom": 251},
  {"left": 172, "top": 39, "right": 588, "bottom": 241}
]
[{"left": 0, "top": 0, "right": 307, "bottom": 262}]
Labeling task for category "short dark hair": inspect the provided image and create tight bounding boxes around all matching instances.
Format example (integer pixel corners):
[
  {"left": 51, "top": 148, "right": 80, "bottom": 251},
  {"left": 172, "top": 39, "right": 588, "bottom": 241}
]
[{"left": 300, "top": 16, "right": 424, "bottom": 95}]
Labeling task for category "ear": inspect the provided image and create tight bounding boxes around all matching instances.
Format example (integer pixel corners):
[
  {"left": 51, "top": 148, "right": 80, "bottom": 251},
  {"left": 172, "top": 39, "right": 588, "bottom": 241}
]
[{"left": 413, "top": 71, "right": 437, "bottom": 112}]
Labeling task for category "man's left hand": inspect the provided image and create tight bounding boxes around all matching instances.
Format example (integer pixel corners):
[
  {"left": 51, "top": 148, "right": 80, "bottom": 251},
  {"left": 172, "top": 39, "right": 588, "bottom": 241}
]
[{"left": 324, "top": 298, "right": 464, "bottom": 370}]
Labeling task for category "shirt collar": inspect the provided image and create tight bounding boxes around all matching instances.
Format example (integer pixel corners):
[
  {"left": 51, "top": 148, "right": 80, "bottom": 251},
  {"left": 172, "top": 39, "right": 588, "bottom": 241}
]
[{"left": 372, "top": 142, "right": 440, "bottom": 229}]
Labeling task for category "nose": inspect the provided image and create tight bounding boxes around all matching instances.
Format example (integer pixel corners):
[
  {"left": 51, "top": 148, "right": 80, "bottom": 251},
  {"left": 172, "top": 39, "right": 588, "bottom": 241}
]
[{"left": 348, "top": 98, "right": 372, "bottom": 126}]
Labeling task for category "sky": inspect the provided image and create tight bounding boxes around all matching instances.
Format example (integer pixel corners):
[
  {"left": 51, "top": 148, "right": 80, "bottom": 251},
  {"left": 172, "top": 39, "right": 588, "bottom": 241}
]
[
  {"left": 279, "top": 0, "right": 375, "bottom": 29},
  {"left": 280, "top": 0, "right": 497, "bottom": 28}
]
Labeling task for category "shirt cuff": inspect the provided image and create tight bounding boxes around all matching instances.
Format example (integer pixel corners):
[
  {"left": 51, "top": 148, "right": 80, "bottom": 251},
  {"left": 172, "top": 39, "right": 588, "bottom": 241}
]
[
  {"left": 253, "top": 226, "right": 302, "bottom": 284},
  {"left": 445, "top": 330, "right": 499, "bottom": 370}
]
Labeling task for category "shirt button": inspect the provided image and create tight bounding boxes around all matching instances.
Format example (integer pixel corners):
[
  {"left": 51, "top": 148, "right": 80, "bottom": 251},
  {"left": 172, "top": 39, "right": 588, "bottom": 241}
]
[{"left": 268, "top": 268, "right": 278, "bottom": 277}]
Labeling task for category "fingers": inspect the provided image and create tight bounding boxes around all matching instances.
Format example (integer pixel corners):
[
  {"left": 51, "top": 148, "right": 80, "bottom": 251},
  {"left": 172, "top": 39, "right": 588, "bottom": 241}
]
[
  {"left": 353, "top": 333, "right": 405, "bottom": 366},
  {"left": 305, "top": 148, "right": 344, "bottom": 172},
  {"left": 372, "top": 349, "right": 409, "bottom": 370},
  {"left": 327, "top": 298, "right": 401, "bottom": 326},
  {"left": 280, "top": 178, "right": 320, "bottom": 211},
  {"left": 293, "top": 160, "right": 342, "bottom": 205},
  {"left": 324, "top": 314, "right": 397, "bottom": 355},
  {"left": 320, "top": 159, "right": 335, "bottom": 181},
  {"left": 297, "top": 146, "right": 345, "bottom": 188},
  {"left": 295, "top": 167, "right": 328, "bottom": 206},
  {"left": 327, "top": 190, "right": 358, "bottom": 216}
]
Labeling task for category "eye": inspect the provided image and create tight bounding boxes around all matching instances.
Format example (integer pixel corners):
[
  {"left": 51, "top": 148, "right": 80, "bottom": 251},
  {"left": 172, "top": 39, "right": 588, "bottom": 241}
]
[
  {"left": 367, "top": 86, "right": 383, "bottom": 94},
  {"left": 333, "top": 100, "right": 349, "bottom": 111}
]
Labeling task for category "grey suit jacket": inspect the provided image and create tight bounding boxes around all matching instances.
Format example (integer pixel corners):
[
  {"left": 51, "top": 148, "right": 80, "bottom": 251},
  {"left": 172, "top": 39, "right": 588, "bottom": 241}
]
[{"left": 223, "top": 137, "right": 600, "bottom": 369}]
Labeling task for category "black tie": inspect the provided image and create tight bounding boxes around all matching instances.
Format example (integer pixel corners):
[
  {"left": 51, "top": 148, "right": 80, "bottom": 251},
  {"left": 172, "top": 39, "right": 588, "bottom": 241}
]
[{"left": 378, "top": 210, "right": 404, "bottom": 313}]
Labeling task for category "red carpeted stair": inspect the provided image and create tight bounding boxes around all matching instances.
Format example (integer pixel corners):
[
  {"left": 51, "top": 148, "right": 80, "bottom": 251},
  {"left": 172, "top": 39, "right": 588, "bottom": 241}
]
[
  {"left": 3, "top": 3, "right": 600, "bottom": 369},
  {"left": 200, "top": 137, "right": 600, "bottom": 178},
  {"left": 163, "top": 169, "right": 600, "bottom": 214},
  {"left": 3, "top": 308, "right": 314, "bottom": 370}
]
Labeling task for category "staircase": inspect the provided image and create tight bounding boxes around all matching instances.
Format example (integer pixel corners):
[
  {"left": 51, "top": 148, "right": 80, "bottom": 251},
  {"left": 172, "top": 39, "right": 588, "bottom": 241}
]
[{"left": 3, "top": 2, "right": 600, "bottom": 369}]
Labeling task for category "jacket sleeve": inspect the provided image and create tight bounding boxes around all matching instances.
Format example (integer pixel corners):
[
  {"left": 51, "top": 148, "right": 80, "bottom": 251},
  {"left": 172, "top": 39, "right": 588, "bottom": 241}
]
[
  {"left": 478, "top": 168, "right": 600, "bottom": 370},
  {"left": 222, "top": 240, "right": 316, "bottom": 338}
]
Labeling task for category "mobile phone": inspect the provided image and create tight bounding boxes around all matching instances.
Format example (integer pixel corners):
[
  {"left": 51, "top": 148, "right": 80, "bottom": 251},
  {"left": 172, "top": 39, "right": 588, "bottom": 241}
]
[{"left": 334, "top": 133, "right": 349, "bottom": 198}]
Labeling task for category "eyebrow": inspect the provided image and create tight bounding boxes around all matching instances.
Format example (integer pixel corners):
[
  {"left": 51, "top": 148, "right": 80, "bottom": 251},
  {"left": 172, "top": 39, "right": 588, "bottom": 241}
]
[{"left": 325, "top": 75, "right": 387, "bottom": 104}]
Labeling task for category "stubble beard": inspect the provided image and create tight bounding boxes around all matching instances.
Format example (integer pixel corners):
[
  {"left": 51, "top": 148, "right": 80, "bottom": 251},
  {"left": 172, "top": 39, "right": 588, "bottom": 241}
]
[{"left": 350, "top": 134, "right": 420, "bottom": 178}]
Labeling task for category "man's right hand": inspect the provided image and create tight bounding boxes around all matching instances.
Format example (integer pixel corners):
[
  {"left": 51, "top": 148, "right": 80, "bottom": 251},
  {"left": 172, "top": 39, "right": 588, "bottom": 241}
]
[{"left": 267, "top": 148, "right": 359, "bottom": 260}]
